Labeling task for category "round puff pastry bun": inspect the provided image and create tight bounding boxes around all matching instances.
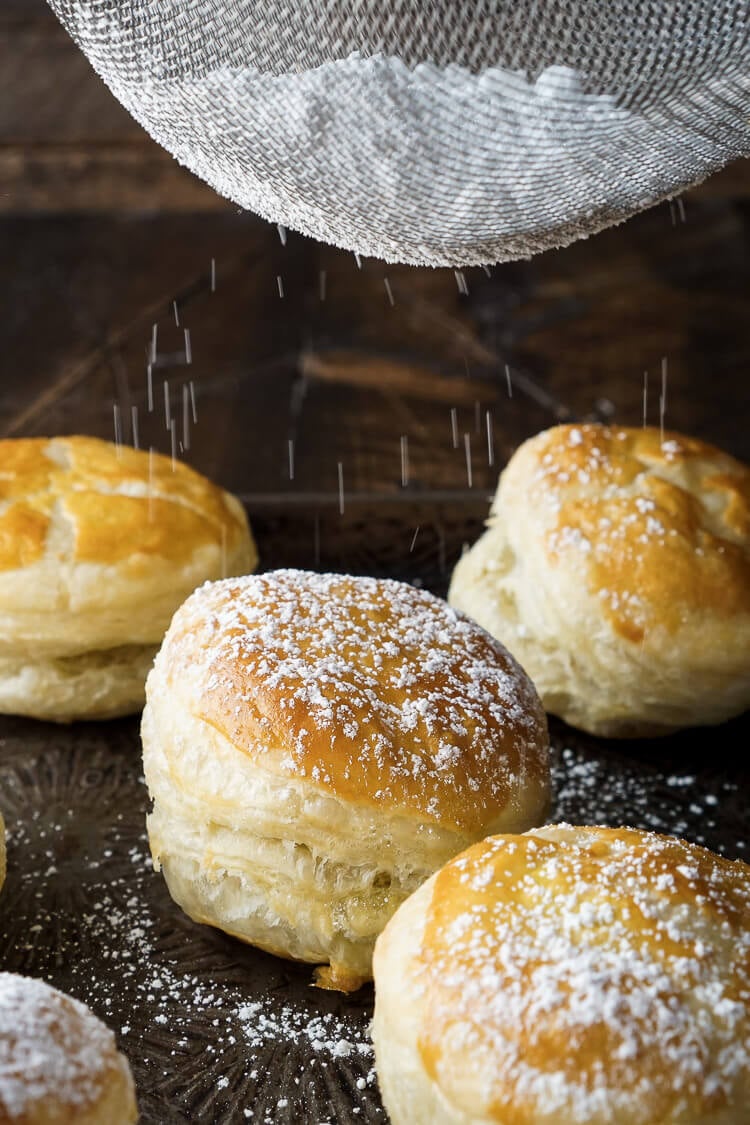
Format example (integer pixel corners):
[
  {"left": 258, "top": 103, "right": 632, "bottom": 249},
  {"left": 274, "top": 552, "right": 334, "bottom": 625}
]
[
  {"left": 142, "top": 569, "right": 549, "bottom": 990},
  {"left": 449, "top": 423, "right": 750, "bottom": 737},
  {"left": 0, "top": 435, "right": 256, "bottom": 722},
  {"left": 0, "top": 972, "right": 138, "bottom": 1124},
  {"left": 373, "top": 825, "right": 750, "bottom": 1125}
]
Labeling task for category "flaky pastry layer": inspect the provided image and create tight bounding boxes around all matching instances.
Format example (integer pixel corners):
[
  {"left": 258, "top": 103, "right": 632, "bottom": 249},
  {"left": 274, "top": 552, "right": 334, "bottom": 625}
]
[
  {"left": 0, "top": 645, "right": 159, "bottom": 722},
  {"left": 143, "top": 692, "right": 547, "bottom": 984},
  {"left": 142, "top": 570, "right": 550, "bottom": 984}
]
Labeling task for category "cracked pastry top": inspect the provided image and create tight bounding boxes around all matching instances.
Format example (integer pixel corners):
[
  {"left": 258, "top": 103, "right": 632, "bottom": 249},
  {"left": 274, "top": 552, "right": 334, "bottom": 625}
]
[{"left": 0, "top": 435, "right": 256, "bottom": 721}]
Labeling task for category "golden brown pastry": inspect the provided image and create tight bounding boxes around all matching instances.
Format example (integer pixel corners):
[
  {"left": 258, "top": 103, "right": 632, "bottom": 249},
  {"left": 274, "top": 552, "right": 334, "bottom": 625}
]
[
  {"left": 142, "top": 569, "right": 550, "bottom": 990},
  {"left": 0, "top": 435, "right": 256, "bottom": 721},
  {"left": 449, "top": 423, "right": 750, "bottom": 736},
  {"left": 0, "top": 972, "right": 138, "bottom": 1124},
  {"left": 373, "top": 825, "right": 750, "bottom": 1125}
]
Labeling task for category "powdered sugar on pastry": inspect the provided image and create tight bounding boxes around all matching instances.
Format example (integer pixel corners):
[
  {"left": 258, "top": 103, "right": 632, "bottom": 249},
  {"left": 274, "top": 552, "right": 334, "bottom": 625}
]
[
  {"left": 156, "top": 570, "right": 549, "bottom": 833},
  {"left": 0, "top": 972, "right": 137, "bottom": 1122},
  {"left": 416, "top": 826, "right": 750, "bottom": 1123},
  {"left": 531, "top": 425, "right": 750, "bottom": 643}
]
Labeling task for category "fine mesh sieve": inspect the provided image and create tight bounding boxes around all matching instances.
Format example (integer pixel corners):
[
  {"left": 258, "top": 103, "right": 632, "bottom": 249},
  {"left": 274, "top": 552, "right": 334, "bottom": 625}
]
[{"left": 47, "top": 1, "right": 750, "bottom": 266}]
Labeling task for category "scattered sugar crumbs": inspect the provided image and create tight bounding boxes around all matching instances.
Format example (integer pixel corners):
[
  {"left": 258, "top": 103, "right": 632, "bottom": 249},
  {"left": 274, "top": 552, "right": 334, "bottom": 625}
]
[
  {"left": 1, "top": 812, "right": 381, "bottom": 1123},
  {"left": 551, "top": 743, "right": 743, "bottom": 854},
  {"left": 0, "top": 738, "right": 743, "bottom": 1123}
]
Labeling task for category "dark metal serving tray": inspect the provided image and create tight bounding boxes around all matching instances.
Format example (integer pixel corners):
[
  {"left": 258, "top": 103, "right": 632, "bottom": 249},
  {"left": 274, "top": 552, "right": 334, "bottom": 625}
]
[{"left": 0, "top": 526, "right": 747, "bottom": 1124}]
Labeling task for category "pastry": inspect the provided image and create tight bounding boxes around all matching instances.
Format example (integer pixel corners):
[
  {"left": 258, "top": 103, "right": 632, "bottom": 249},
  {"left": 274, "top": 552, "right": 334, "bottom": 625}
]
[
  {"left": 142, "top": 569, "right": 550, "bottom": 989},
  {"left": 0, "top": 972, "right": 138, "bottom": 1123},
  {"left": 0, "top": 435, "right": 256, "bottom": 721},
  {"left": 373, "top": 824, "right": 750, "bottom": 1125},
  {"left": 449, "top": 423, "right": 750, "bottom": 736}
]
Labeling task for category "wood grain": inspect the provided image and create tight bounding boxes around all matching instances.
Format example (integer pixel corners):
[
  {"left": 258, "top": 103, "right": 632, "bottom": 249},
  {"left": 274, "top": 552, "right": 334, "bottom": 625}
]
[{"left": 0, "top": 3, "right": 748, "bottom": 509}]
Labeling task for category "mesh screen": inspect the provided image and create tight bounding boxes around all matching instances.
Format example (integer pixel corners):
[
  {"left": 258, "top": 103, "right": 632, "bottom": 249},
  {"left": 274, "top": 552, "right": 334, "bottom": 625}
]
[{"left": 48, "top": 0, "right": 750, "bottom": 265}]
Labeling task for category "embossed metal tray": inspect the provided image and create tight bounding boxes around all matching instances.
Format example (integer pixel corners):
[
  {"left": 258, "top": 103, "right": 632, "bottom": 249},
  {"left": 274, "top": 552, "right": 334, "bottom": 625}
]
[{"left": 0, "top": 508, "right": 747, "bottom": 1124}]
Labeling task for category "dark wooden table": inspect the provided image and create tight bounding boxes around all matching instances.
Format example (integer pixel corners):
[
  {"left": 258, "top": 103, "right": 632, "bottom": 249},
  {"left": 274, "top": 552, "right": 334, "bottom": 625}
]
[
  {"left": 3, "top": 1, "right": 750, "bottom": 498},
  {"left": 1, "top": 5, "right": 749, "bottom": 1124}
]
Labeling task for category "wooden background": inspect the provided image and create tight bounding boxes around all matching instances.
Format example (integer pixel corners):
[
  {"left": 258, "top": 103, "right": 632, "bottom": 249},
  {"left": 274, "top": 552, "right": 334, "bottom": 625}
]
[
  {"left": 1, "top": 9, "right": 749, "bottom": 1123},
  {"left": 2, "top": 0, "right": 749, "bottom": 584}
]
